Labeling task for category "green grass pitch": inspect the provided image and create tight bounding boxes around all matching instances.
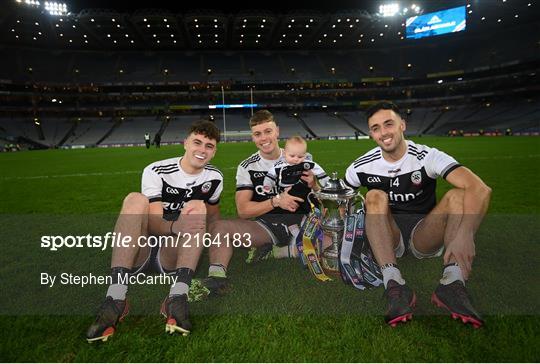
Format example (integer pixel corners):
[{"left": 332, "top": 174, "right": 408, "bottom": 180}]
[{"left": 0, "top": 137, "right": 539, "bottom": 362}]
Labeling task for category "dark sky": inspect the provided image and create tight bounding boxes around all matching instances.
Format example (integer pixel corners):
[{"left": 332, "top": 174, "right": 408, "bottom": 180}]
[
  {"left": 68, "top": 0, "right": 390, "bottom": 13},
  {"left": 67, "top": 0, "right": 468, "bottom": 15}
]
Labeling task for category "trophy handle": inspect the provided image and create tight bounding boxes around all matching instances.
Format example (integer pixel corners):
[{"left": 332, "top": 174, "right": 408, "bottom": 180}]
[
  {"left": 348, "top": 190, "right": 365, "bottom": 215},
  {"left": 307, "top": 192, "right": 318, "bottom": 207}
]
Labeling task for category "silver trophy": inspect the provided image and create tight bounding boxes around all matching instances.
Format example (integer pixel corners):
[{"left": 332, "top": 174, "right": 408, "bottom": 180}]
[{"left": 314, "top": 172, "right": 356, "bottom": 274}]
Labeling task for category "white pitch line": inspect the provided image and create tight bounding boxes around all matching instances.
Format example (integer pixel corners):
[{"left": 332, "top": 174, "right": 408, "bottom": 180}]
[
  {"left": 2, "top": 154, "right": 539, "bottom": 181},
  {"left": 0, "top": 170, "right": 141, "bottom": 180}
]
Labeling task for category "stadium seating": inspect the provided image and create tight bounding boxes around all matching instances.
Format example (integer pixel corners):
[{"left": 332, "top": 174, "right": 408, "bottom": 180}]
[
  {"left": 1, "top": 100, "right": 538, "bottom": 148},
  {"left": 1, "top": 20, "right": 537, "bottom": 85}
]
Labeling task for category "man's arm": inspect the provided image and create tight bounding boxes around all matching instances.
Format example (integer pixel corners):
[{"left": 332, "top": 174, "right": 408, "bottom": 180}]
[
  {"left": 444, "top": 166, "right": 492, "bottom": 277},
  {"left": 445, "top": 166, "right": 492, "bottom": 229},
  {"left": 235, "top": 190, "right": 303, "bottom": 219},
  {"left": 263, "top": 166, "right": 278, "bottom": 191}
]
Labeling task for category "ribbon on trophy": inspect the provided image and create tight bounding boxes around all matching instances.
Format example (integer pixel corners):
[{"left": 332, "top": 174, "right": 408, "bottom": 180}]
[
  {"left": 295, "top": 198, "right": 332, "bottom": 282},
  {"left": 339, "top": 205, "right": 383, "bottom": 289},
  {"left": 340, "top": 213, "right": 368, "bottom": 290}
]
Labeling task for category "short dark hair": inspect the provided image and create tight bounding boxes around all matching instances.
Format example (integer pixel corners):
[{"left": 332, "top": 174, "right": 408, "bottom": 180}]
[
  {"left": 249, "top": 109, "right": 277, "bottom": 128},
  {"left": 188, "top": 120, "right": 221, "bottom": 143},
  {"left": 365, "top": 101, "right": 402, "bottom": 121}
]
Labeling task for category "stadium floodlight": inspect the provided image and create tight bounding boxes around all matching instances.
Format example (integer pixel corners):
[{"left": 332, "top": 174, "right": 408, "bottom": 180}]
[
  {"left": 21, "top": 0, "right": 40, "bottom": 6},
  {"left": 44, "top": 1, "right": 68, "bottom": 16},
  {"left": 379, "top": 3, "right": 400, "bottom": 17}
]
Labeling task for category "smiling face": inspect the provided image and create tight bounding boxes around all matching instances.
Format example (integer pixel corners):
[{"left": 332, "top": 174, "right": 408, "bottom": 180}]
[
  {"left": 251, "top": 120, "right": 280, "bottom": 158},
  {"left": 368, "top": 109, "right": 407, "bottom": 159},
  {"left": 181, "top": 132, "right": 217, "bottom": 174}
]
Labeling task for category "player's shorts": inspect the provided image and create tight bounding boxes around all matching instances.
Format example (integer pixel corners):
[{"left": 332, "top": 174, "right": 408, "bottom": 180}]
[
  {"left": 131, "top": 242, "right": 176, "bottom": 275},
  {"left": 255, "top": 213, "right": 305, "bottom": 247},
  {"left": 393, "top": 213, "right": 444, "bottom": 259}
]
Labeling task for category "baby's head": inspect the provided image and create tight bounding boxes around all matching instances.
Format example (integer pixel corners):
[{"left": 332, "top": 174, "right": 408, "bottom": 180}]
[{"left": 284, "top": 136, "right": 307, "bottom": 165}]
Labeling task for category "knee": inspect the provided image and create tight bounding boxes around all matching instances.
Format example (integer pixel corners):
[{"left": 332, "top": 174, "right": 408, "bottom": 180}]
[
  {"left": 365, "top": 189, "right": 389, "bottom": 212},
  {"left": 121, "top": 192, "right": 149, "bottom": 214},
  {"left": 208, "top": 219, "right": 234, "bottom": 235},
  {"left": 181, "top": 200, "right": 206, "bottom": 215}
]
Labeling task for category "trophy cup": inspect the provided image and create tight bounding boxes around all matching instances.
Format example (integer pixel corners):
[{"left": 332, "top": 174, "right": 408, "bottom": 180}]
[{"left": 314, "top": 172, "right": 356, "bottom": 274}]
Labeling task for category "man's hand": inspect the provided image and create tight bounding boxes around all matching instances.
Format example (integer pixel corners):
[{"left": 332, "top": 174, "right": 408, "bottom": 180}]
[
  {"left": 171, "top": 200, "right": 206, "bottom": 236},
  {"left": 171, "top": 215, "right": 206, "bottom": 236},
  {"left": 276, "top": 188, "right": 304, "bottom": 212},
  {"left": 300, "top": 170, "right": 317, "bottom": 189},
  {"left": 443, "top": 232, "right": 475, "bottom": 280}
]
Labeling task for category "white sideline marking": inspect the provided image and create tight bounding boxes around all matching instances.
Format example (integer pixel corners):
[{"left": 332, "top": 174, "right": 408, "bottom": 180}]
[
  {"left": 2, "top": 154, "right": 539, "bottom": 180},
  {"left": 0, "top": 170, "right": 141, "bottom": 180}
]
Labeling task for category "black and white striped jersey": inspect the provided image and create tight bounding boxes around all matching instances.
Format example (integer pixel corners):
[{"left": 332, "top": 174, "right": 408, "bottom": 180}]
[
  {"left": 345, "top": 141, "right": 461, "bottom": 214},
  {"left": 236, "top": 149, "right": 284, "bottom": 207},
  {"left": 142, "top": 157, "right": 223, "bottom": 220}
]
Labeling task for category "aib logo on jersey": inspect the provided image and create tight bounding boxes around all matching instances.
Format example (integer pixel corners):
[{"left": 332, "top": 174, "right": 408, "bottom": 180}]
[{"left": 411, "top": 170, "right": 422, "bottom": 186}]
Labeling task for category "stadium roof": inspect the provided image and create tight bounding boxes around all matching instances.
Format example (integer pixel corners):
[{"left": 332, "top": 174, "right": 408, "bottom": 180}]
[{"left": 1, "top": 0, "right": 537, "bottom": 51}]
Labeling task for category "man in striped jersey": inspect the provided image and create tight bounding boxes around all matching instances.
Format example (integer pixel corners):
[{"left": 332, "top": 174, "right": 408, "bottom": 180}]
[
  {"left": 345, "top": 101, "right": 492, "bottom": 328},
  {"left": 86, "top": 120, "right": 226, "bottom": 341},
  {"left": 263, "top": 135, "right": 329, "bottom": 215},
  {"left": 210, "top": 110, "right": 325, "bottom": 263}
]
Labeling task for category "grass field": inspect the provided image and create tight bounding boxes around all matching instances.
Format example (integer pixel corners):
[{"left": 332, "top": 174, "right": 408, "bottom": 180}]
[{"left": 0, "top": 137, "right": 539, "bottom": 362}]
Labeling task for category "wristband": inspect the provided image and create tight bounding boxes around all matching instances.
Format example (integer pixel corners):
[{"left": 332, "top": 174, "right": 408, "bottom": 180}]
[
  {"left": 380, "top": 262, "right": 398, "bottom": 270},
  {"left": 274, "top": 193, "right": 281, "bottom": 208}
]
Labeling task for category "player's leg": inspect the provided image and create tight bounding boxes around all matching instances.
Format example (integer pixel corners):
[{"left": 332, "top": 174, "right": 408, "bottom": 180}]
[
  {"left": 160, "top": 200, "right": 207, "bottom": 335},
  {"left": 364, "top": 189, "right": 415, "bottom": 327},
  {"left": 209, "top": 215, "right": 330, "bottom": 263},
  {"left": 204, "top": 224, "right": 234, "bottom": 296},
  {"left": 87, "top": 192, "right": 151, "bottom": 342},
  {"left": 110, "top": 193, "right": 152, "bottom": 271},
  {"left": 407, "top": 188, "right": 465, "bottom": 258},
  {"left": 194, "top": 219, "right": 264, "bottom": 297},
  {"left": 210, "top": 218, "right": 274, "bottom": 248},
  {"left": 210, "top": 218, "right": 281, "bottom": 263},
  {"left": 364, "top": 189, "right": 404, "bottom": 269},
  {"left": 410, "top": 188, "right": 484, "bottom": 327}
]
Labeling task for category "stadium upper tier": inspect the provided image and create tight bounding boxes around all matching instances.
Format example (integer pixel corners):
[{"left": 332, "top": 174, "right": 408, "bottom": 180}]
[{"left": 0, "top": 21, "right": 537, "bottom": 85}]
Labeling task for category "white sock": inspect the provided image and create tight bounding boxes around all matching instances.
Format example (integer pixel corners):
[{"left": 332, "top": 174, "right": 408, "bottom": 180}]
[
  {"left": 106, "top": 284, "right": 128, "bottom": 300},
  {"left": 169, "top": 282, "right": 189, "bottom": 297},
  {"left": 208, "top": 264, "right": 227, "bottom": 278},
  {"left": 272, "top": 238, "right": 299, "bottom": 259},
  {"left": 272, "top": 245, "right": 290, "bottom": 259},
  {"left": 440, "top": 263, "right": 465, "bottom": 285},
  {"left": 382, "top": 265, "right": 405, "bottom": 288},
  {"left": 273, "top": 225, "right": 300, "bottom": 259}
]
